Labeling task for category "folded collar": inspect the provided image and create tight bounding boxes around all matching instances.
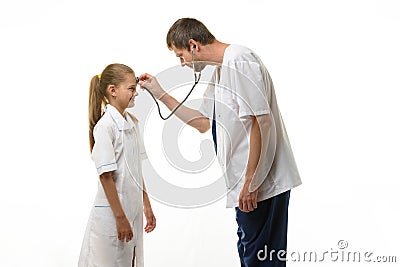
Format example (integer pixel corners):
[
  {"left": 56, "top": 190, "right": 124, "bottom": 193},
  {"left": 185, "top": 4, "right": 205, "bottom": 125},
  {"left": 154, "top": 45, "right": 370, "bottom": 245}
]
[{"left": 104, "top": 104, "right": 134, "bottom": 131}]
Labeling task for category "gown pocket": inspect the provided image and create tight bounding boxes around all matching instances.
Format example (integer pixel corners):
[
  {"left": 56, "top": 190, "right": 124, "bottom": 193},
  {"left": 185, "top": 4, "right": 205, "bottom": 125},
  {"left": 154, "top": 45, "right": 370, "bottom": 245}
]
[{"left": 92, "top": 206, "right": 117, "bottom": 237}]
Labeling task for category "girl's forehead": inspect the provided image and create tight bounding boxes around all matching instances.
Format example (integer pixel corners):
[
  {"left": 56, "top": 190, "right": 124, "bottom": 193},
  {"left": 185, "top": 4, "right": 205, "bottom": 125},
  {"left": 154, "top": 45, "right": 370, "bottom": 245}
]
[
  {"left": 115, "top": 77, "right": 134, "bottom": 89},
  {"left": 121, "top": 73, "right": 136, "bottom": 84}
]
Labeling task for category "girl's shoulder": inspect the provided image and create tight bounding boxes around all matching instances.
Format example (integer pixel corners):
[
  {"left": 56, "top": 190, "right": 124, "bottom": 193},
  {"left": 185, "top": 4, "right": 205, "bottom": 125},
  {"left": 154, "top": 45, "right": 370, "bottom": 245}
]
[{"left": 93, "top": 112, "right": 115, "bottom": 134}]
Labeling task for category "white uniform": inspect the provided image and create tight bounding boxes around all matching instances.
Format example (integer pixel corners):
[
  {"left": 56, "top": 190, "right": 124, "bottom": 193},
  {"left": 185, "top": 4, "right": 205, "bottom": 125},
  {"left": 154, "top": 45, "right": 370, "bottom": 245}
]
[
  {"left": 199, "top": 44, "right": 302, "bottom": 208},
  {"left": 79, "top": 104, "right": 147, "bottom": 267}
]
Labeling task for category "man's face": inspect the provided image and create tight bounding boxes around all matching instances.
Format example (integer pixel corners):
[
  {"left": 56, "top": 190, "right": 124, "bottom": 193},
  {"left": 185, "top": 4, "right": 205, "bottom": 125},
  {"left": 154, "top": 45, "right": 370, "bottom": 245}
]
[
  {"left": 172, "top": 45, "right": 192, "bottom": 67},
  {"left": 171, "top": 45, "right": 207, "bottom": 72}
]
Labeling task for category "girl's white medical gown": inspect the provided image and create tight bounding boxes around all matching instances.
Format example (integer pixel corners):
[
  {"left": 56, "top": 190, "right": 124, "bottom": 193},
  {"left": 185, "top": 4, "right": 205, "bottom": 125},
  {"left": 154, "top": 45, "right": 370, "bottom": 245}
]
[{"left": 79, "top": 105, "right": 146, "bottom": 267}]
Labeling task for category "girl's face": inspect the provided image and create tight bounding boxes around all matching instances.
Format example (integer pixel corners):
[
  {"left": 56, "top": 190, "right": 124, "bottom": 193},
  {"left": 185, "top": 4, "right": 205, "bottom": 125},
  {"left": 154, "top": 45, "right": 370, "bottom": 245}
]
[{"left": 114, "top": 74, "right": 139, "bottom": 110}]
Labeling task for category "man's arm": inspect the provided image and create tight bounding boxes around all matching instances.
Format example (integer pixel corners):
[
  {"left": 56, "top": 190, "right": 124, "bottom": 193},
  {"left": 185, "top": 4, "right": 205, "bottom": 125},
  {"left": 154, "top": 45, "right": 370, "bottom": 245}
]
[
  {"left": 238, "top": 114, "right": 272, "bottom": 212},
  {"left": 139, "top": 73, "right": 210, "bottom": 133},
  {"left": 158, "top": 93, "right": 210, "bottom": 133}
]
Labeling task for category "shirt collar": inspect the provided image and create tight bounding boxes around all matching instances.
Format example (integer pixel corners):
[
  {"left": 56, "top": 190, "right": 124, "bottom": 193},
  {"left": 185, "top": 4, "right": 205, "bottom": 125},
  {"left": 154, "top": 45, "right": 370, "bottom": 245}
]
[{"left": 104, "top": 104, "right": 134, "bottom": 131}]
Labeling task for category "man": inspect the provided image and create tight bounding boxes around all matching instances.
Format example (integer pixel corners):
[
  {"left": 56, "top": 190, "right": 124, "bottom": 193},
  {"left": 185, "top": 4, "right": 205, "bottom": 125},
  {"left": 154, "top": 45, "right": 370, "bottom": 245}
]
[{"left": 140, "top": 18, "right": 301, "bottom": 266}]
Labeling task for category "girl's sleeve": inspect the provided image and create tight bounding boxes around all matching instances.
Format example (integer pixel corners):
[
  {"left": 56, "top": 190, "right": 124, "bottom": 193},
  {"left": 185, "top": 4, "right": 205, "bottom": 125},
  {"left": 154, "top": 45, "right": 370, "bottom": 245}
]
[{"left": 92, "top": 124, "right": 117, "bottom": 175}]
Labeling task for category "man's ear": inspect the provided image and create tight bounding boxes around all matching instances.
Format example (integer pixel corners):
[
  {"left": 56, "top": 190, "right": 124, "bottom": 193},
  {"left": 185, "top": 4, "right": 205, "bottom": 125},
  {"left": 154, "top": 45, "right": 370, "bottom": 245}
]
[
  {"left": 107, "top": 85, "right": 117, "bottom": 97},
  {"left": 189, "top": 39, "right": 198, "bottom": 52}
]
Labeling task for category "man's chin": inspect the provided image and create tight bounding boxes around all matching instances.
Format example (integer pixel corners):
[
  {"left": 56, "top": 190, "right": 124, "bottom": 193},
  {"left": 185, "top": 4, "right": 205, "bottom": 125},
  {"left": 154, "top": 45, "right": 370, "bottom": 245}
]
[
  {"left": 194, "top": 63, "right": 207, "bottom": 72},
  {"left": 185, "top": 62, "right": 207, "bottom": 72},
  {"left": 127, "top": 101, "right": 135, "bottom": 108}
]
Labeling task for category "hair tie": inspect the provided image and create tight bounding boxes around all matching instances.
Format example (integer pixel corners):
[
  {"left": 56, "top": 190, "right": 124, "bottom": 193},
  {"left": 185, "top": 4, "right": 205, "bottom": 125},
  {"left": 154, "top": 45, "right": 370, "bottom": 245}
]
[{"left": 97, "top": 74, "right": 101, "bottom": 80}]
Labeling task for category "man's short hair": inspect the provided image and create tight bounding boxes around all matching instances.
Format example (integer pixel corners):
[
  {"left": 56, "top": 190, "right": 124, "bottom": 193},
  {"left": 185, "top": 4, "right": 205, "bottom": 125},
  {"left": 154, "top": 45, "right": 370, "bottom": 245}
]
[{"left": 166, "top": 18, "right": 215, "bottom": 51}]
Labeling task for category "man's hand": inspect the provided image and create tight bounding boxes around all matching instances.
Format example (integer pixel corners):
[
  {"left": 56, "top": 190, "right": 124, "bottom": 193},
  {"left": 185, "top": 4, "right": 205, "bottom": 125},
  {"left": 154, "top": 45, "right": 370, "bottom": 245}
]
[
  {"left": 138, "top": 73, "right": 165, "bottom": 100},
  {"left": 238, "top": 181, "right": 259, "bottom": 212}
]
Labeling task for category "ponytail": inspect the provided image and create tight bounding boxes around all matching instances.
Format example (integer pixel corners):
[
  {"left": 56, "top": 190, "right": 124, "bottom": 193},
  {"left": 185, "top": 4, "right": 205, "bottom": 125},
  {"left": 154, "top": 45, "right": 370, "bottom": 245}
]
[
  {"left": 88, "top": 63, "right": 134, "bottom": 152},
  {"left": 88, "top": 75, "right": 107, "bottom": 152},
  {"left": 89, "top": 63, "right": 135, "bottom": 152}
]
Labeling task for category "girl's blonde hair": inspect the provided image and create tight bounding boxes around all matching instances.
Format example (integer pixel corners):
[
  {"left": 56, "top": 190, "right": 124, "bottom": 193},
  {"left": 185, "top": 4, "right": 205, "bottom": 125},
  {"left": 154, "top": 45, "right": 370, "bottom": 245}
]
[{"left": 88, "top": 63, "right": 134, "bottom": 152}]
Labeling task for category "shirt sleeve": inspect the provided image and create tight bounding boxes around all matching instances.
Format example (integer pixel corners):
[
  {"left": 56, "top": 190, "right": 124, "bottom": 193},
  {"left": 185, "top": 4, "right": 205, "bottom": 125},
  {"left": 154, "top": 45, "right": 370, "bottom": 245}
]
[
  {"left": 227, "top": 61, "right": 271, "bottom": 118},
  {"left": 92, "top": 124, "right": 117, "bottom": 175}
]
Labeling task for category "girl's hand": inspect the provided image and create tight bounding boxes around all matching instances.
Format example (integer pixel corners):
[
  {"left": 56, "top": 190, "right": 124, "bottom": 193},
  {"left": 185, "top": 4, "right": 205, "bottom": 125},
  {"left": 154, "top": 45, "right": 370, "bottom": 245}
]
[
  {"left": 144, "top": 207, "right": 156, "bottom": 233},
  {"left": 116, "top": 215, "right": 134, "bottom": 242}
]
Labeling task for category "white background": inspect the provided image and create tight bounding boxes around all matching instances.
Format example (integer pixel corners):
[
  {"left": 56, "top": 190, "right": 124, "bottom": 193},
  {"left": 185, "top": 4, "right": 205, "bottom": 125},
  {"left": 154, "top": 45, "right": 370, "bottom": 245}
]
[{"left": 1, "top": 0, "right": 399, "bottom": 266}]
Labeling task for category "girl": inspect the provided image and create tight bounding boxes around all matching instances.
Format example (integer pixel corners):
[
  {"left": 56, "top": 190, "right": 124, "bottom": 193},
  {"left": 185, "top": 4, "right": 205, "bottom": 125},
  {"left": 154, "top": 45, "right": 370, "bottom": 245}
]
[{"left": 79, "top": 63, "right": 156, "bottom": 267}]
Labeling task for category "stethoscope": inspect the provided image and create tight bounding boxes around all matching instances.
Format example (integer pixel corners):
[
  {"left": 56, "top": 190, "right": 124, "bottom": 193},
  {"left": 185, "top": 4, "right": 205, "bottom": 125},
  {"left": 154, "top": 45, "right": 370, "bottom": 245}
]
[
  {"left": 139, "top": 49, "right": 202, "bottom": 120},
  {"left": 122, "top": 49, "right": 202, "bottom": 195}
]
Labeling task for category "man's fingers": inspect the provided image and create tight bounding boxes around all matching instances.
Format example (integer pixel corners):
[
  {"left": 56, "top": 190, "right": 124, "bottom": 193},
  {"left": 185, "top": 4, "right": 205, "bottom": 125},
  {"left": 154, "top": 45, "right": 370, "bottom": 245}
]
[
  {"left": 246, "top": 201, "right": 254, "bottom": 212},
  {"left": 243, "top": 198, "right": 258, "bottom": 212},
  {"left": 139, "top": 78, "right": 153, "bottom": 89},
  {"left": 239, "top": 200, "right": 244, "bottom": 212},
  {"left": 242, "top": 201, "right": 249, "bottom": 212},
  {"left": 239, "top": 189, "right": 258, "bottom": 212},
  {"left": 139, "top": 81, "right": 146, "bottom": 87},
  {"left": 252, "top": 199, "right": 258, "bottom": 209},
  {"left": 139, "top": 73, "right": 152, "bottom": 81}
]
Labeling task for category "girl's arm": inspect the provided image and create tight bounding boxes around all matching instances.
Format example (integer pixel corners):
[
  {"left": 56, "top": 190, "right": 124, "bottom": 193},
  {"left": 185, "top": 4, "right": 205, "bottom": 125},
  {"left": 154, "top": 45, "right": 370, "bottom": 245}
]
[
  {"left": 99, "top": 171, "right": 133, "bottom": 242},
  {"left": 142, "top": 183, "right": 156, "bottom": 233}
]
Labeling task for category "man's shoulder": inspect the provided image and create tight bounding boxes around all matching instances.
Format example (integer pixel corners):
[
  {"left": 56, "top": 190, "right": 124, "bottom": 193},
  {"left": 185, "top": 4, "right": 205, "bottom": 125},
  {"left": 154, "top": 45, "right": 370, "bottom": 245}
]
[{"left": 224, "top": 44, "right": 261, "bottom": 64}]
